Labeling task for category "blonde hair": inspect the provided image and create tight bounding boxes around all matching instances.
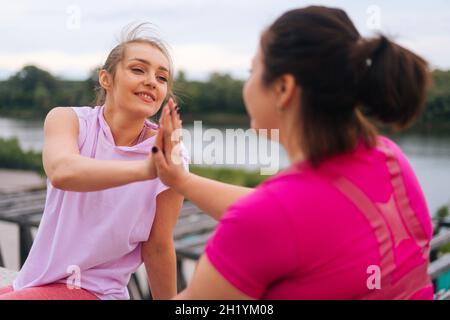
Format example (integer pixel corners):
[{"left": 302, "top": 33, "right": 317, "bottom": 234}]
[{"left": 95, "top": 22, "right": 175, "bottom": 106}]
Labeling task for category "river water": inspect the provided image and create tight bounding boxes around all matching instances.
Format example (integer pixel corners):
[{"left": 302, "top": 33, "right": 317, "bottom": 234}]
[{"left": 1, "top": 116, "right": 449, "bottom": 216}]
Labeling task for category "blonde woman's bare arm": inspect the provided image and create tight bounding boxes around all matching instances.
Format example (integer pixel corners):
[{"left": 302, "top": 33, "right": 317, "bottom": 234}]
[
  {"left": 43, "top": 107, "right": 155, "bottom": 192},
  {"left": 142, "top": 188, "right": 183, "bottom": 299}
]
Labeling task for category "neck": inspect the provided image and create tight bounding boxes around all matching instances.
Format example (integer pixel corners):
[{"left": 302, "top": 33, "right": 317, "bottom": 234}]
[
  {"left": 103, "top": 103, "right": 146, "bottom": 147},
  {"left": 283, "top": 137, "right": 304, "bottom": 164},
  {"left": 279, "top": 107, "right": 304, "bottom": 165}
]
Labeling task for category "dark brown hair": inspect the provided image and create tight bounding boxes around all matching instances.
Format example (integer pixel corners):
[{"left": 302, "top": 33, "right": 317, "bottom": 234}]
[
  {"left": 95, "top": 23, "right": 175, "bottom": 106},
  {"left": 260, "top": 6, "right": 431, "bottom": 165}
]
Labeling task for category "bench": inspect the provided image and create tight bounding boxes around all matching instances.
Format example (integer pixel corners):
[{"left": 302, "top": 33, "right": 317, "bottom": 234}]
[
  {"left": 429, "top": 220, "right": 450, "bottom": 300},
  {"left": 1, "top": 190, "right": 449, "bottom": 299},
  {"left": 0, "top": 190, "right": 217, "bottom": 299}
]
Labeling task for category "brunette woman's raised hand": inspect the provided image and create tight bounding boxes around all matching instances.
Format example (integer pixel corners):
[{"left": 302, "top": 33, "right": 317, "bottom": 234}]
[{"left": 152, "top": 98, "right": 189, "bottom": 191}]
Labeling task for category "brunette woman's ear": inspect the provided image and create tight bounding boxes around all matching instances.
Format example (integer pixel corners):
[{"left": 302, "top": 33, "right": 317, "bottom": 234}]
[{"left": 276, "top": 74, "right": 297, "bottom": 111}]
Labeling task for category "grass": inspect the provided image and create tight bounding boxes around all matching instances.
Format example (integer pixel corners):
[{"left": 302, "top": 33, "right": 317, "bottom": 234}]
[
  {"left": 0, "top": 137, "right": 268, "bottom": 188},
  {"left": 190, "top": 165, "right": 269, "bottom": 188},
  {"left": 0, "top": 137, "right": 44, "bottom": 175}
]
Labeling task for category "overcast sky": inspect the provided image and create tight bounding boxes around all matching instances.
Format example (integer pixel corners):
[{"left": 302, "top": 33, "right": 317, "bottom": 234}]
[{"left": 0, "top": 0, "right": 449, "bottom": 80}]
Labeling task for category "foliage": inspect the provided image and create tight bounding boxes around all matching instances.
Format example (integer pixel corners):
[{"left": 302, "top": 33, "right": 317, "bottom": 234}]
[
  {"left": 190, "top": 165, "right": 269, "bottom": 188},
  {"left": 3, "top": 65, "right": 447, "bottom": 124},
  {"left": 0, "top": 137, "right": 44, "bottom": 174},
  {"left": 436, "top": 206, "right": 449, "bottom": 220}
]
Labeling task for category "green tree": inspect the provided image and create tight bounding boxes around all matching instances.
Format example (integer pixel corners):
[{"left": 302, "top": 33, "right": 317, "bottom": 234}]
[{"left": 1, "top": 65, "right": 450, "bottom": 124}]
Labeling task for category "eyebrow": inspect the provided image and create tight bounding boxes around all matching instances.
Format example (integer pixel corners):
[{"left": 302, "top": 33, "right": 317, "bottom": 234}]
[{"left": 128, "top": 58, "right": 169, "bottom": 73}]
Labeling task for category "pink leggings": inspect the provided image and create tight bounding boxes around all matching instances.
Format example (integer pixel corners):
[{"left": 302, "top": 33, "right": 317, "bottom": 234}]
[{"left": 0, "top": 284, "right": 98, "bottom": 300}]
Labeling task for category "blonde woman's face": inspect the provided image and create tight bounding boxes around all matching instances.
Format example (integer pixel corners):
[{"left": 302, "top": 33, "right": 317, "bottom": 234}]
[
  {"left": 243, "top": 48, "right": 280, "bottom": 138},
  {"left": 109, "top": 42, "right": 170, "bottom": 118}
]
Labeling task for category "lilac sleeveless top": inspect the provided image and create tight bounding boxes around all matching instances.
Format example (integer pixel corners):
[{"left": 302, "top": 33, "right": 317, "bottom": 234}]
[{"left": 13, "top": 106, "right": 188, "bottom": 300}]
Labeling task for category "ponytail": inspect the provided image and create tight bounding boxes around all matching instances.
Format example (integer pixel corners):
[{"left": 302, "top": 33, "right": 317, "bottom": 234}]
[
  {"left": 262, "top": 6, "right": 432, "bottom": 165},
  {"left": 352, "top": 35, "right": 431, "bottom": 129}
]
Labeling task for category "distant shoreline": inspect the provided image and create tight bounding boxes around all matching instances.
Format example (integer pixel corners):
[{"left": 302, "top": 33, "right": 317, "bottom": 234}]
[{"left": 2, "top": 111, "right": 450, "bottom": 132}]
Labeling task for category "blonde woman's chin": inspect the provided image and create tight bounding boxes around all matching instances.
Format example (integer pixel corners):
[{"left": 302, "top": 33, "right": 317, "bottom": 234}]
[{"left": 131, "top": 103, "right": 161, "bottom": 119}]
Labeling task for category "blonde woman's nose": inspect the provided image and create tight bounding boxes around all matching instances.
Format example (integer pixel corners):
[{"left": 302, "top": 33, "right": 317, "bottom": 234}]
[{"left": 144, "top": 74, "right": 157, "bottom": 89}]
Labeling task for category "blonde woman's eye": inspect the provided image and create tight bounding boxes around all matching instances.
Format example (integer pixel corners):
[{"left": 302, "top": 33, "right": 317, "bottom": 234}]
[
  {"left": 158, "top": 76, "right": 168, "bottom": 82},
  {"left": 131, "top": 68, "right": 144, "bottom": 74}
]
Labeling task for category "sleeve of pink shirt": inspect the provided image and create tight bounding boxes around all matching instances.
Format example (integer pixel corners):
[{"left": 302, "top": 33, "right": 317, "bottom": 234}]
[{"left": 205, "top": 184, "right": 299, "bottom": 298}]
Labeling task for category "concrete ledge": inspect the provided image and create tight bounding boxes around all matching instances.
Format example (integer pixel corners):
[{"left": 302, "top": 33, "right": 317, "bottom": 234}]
[
  {"left": 0, "top": 267, "right": 17, "bottom": 287},
  {"left": 0, "top": 169, "right": 45, "bottom": 194}
]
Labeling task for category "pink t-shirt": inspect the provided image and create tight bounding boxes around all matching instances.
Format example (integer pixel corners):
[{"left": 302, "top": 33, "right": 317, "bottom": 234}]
[
  {"left": 13, "top": 106, "right": 189, "bottom": 300},
  {"left": 206, "top": 136, "right": 433, "bottom": 299}
]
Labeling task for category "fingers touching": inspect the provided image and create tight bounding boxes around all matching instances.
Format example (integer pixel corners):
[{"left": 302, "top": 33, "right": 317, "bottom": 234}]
[{"left": 154, "top": 97, "right": 183, "bottom": 162}]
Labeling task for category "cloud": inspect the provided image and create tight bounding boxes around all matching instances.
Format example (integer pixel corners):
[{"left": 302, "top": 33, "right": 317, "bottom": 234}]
[
  {"left": 0, "top": 44, "right": 253, "bottom": 80},
  {"left": 399, "top": 35, "right": 450, "bottom": 69},
  {"left": 173, "top": 43, "right": 252, "bottom": 78},
  {"left": 0, "top": 0, "right": 448, "bottom": 79}
]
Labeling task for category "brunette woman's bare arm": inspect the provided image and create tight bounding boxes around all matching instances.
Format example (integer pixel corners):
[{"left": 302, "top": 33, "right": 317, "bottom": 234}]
[
  {"left": 174, "top": 254, "right": 253, "bottom": 300},
  {"left": 153, "top": 103, "right": 254, "bottom": 220},
  {"left": 170, "top": 173, "right": 253, "bottom": 221}
]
